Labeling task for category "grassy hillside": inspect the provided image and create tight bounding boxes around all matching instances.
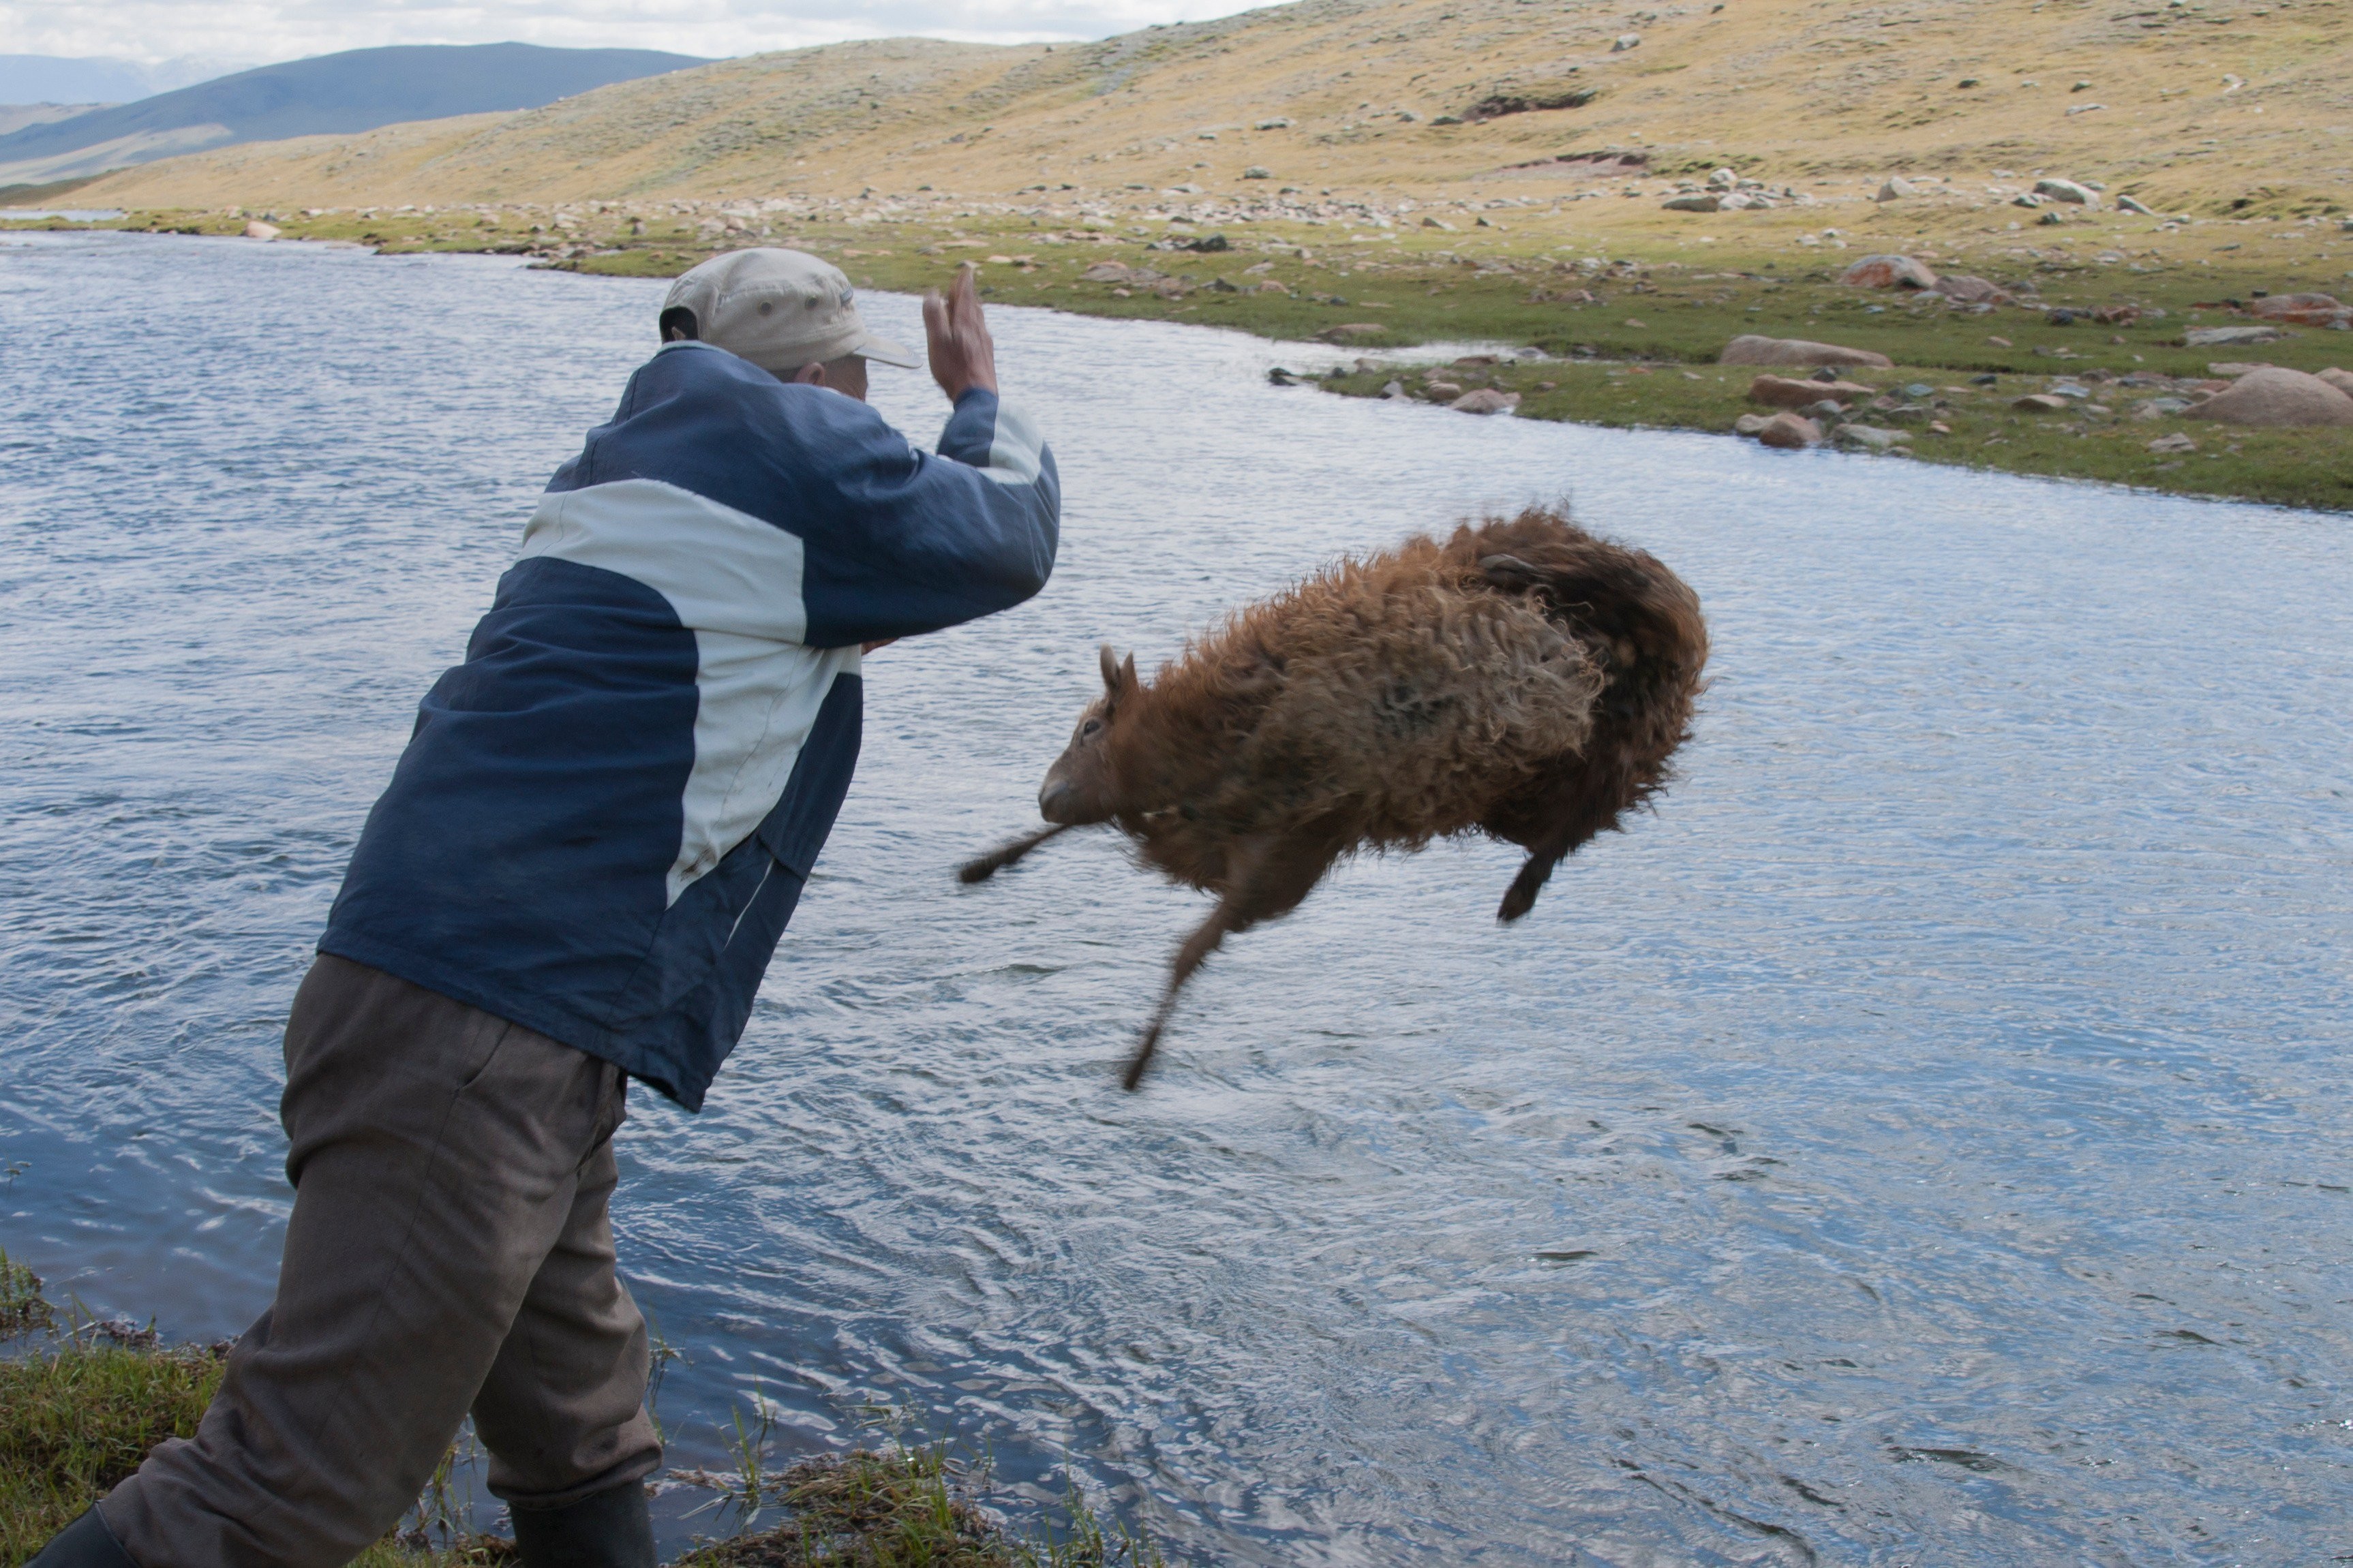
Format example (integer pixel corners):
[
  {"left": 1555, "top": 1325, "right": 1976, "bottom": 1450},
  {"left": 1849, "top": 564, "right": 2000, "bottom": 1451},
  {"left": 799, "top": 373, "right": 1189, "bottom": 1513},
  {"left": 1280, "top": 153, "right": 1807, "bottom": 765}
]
[{"left": 74, "top": 0, "right": 2353, "bottom": 213}]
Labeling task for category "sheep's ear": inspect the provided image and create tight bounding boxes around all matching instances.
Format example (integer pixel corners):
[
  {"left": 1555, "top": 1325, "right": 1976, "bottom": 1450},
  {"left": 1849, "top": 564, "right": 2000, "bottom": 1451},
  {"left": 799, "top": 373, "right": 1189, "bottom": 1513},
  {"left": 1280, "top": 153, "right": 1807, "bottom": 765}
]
[
  {"left": 1117, "top": 653, "right": 1139, "bottom": 701},
  {"left": 1099, "top": 643, "right": 1123, "bottom": 696}
]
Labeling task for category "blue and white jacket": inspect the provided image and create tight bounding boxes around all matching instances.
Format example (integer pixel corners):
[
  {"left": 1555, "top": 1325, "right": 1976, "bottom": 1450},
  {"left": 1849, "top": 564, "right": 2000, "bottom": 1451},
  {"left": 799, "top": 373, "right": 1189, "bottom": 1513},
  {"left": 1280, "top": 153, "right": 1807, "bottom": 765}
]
[{"left": 320, "top": 341, "right": 1059, "bottom": 1109}]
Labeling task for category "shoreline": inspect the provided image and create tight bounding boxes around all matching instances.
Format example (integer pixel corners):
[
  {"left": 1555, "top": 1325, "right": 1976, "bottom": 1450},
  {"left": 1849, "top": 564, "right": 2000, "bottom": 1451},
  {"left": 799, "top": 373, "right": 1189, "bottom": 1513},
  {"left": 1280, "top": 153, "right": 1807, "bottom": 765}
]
[{"left": 9, "top": 200, "right": 2352, "bottom": 514}]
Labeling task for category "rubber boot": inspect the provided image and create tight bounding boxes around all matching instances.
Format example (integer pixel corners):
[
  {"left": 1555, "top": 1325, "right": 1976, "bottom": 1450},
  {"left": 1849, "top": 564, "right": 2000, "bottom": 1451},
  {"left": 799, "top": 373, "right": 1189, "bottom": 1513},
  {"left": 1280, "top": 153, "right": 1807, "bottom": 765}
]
[
  {"left": 508, "top": 1481, "right": 657, "bottom": 1568},
  {"left": 26, "top": 1509, "right": 138, "bottom": 1568}
]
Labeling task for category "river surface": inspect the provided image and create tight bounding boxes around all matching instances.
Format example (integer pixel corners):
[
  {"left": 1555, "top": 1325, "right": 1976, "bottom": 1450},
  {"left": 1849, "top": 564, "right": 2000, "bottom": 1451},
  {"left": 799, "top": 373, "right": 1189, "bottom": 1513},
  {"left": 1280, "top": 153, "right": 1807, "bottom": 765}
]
[{"left": 3, "top": 230, "right": 2350, "bottom": 1565}]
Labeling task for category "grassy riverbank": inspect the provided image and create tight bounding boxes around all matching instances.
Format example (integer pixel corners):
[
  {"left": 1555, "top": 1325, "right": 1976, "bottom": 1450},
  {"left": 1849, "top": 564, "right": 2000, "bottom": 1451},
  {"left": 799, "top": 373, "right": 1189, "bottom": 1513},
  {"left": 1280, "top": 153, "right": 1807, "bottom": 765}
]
[
  {"left": 0, "top": 1251, "right": 1152, "bottom": 1568},
  {"left": 12, "top": 194, "right": 2353, "bottom": 511}
]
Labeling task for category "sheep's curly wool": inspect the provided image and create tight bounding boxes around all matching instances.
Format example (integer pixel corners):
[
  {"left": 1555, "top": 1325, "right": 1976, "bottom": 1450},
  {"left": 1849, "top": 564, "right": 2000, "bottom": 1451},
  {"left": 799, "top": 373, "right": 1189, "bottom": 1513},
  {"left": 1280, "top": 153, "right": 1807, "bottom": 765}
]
[
  {"left": 964, "top": 505, "right": 1709, "bottom": 1088},
  {"left": 1110, "top": 508, "right": 1705, "bottom": 904}
]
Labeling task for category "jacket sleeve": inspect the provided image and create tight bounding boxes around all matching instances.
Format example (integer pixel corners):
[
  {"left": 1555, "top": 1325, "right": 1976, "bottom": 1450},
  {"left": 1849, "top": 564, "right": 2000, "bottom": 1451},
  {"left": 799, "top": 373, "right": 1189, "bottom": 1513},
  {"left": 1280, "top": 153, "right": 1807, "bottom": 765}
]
[{"left": 795, "top": 388, "right": 1060, "bottom": 649}]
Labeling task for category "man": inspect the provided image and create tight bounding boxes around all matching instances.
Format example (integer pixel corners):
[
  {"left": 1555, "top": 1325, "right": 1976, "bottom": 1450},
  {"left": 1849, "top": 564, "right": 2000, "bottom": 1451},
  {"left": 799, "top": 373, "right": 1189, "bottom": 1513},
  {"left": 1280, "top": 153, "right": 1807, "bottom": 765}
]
[{"left": 33, "top": 251, "right": 1059, "bottom": 1568}]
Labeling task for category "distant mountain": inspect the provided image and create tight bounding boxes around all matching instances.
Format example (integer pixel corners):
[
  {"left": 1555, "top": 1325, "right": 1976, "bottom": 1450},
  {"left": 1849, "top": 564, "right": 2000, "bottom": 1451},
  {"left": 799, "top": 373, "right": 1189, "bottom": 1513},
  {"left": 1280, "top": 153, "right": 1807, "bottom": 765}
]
[
  {"left": 0, "top": 55, "right": 252, "bottom": 106},
  {"left": 0, "top": 43, "right": 710, "bottom": 186},
  {"left": 0, "top": 103, "right": 106, "bottom": 138}
]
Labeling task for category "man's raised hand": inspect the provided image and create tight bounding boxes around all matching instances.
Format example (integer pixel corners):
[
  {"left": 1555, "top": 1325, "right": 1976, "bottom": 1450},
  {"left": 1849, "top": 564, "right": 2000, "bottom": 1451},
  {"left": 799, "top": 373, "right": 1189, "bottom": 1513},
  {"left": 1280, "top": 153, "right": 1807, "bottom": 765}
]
[{"left": 923, "top": 263, "right": 999, "bottom": 403}]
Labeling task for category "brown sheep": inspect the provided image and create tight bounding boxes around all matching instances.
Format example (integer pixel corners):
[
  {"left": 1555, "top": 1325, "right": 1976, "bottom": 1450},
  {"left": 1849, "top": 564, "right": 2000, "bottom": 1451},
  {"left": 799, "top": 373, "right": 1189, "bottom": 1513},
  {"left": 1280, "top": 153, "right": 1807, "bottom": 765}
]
[{"left": 961, "top": 506, "right": 1710, "bottom": 1089}]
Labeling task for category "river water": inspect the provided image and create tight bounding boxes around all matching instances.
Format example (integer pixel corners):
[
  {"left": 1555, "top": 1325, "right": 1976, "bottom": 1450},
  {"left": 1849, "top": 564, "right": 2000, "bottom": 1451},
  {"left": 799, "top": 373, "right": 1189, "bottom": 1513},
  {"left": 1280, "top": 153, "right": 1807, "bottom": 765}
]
[{"left": 3, "top": 230, "right": 2349, "bottom": 1565}]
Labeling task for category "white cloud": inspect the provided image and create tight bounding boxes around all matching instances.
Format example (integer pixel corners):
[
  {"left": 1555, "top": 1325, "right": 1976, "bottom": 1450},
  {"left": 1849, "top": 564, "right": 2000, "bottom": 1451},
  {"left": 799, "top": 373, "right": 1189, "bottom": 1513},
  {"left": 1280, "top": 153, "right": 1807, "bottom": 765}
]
[{"left": 0, "top": 0, "right": 1273, "bottom": 70}]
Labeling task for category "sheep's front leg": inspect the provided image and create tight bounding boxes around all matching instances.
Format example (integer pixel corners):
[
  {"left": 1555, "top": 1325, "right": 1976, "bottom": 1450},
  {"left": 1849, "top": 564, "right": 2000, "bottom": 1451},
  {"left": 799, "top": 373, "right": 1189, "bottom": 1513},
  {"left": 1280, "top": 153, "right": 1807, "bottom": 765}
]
[{"left": 1123, "top": 831, "right": 1339, "bottom": 1090}]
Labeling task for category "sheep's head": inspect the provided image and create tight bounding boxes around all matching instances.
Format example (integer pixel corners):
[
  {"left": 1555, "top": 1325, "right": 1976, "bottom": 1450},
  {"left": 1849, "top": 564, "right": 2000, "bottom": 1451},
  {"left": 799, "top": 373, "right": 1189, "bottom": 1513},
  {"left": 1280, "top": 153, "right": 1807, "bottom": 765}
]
[{"left": 1038, "top": 644, "right": 1138, "bottom": 825}]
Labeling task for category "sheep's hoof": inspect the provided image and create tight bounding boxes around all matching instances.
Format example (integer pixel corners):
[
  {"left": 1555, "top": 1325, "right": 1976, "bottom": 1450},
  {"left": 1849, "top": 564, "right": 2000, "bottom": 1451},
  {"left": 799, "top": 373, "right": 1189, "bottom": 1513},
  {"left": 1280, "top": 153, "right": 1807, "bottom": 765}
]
[
  {"left": 1497, "top": 867, "right": 1547, "bottom": 923},
  {"left": 1121, "top": 1028, "right": 1164, "bottom": 1091}
]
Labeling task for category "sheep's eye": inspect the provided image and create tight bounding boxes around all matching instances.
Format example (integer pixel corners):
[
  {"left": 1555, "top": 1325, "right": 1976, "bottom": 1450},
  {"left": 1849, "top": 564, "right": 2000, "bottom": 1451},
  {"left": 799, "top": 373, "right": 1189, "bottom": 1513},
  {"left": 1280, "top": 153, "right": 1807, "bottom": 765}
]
[{"left": 1080, "top": 718, "right": 1104, "bottom": 739}]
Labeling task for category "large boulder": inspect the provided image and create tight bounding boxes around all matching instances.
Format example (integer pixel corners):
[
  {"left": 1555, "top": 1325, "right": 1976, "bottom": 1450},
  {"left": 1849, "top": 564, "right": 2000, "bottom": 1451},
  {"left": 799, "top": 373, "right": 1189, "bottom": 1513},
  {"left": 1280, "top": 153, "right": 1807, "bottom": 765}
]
[
  {"left": 2185, "top": 324, "right": 2288, "bottom": 348},
  {"left": 2317, "top": 367, "right": 2353, "bottom": 396},
  {"left": 1755, "top": 412, "right": 1823, "bottom": 449},
  {"left": 2033, "top": 177, "right": 2100, "bottom": 208},
  {"left": 1720, "top": 334, "right": 1894, "bottom": 369},
  {"left": 2189, "top": 367, "right": 2353, "bottom": 427},
  {"left": 2249, "top": 292, "right": 2350, "bottom": 326},
  {"left": 1748, "top": 373, "right": 1876, "bottom": 408},
  {"left": 1448, "top": 388, "right": 1521, "bottom": 415},
  {"left": 1838, "top": 254, "right": 1939, "bottom": 290},
  {"left": 1937, "top": 275, "right": 2013, "bottom": 305}
]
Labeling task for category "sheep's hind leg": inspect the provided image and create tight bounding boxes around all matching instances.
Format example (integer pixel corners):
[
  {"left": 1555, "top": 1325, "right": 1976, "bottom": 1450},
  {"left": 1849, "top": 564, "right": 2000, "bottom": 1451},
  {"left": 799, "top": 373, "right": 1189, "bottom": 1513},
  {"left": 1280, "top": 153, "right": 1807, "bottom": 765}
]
[
  {"left": 1123, "top": 833, "right": 1337, "bottom": 1090},
  {"left": 1498, "top": 819, "right": 1581, "bottom": 924}
]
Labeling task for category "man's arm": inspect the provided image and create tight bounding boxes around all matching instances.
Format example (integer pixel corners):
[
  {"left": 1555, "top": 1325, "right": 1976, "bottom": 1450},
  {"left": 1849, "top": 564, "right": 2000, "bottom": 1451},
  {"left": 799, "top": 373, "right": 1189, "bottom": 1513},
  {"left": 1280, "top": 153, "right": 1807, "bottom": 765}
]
[{"left": 797, "top": 266, "right": 1059, "bottom": 649}]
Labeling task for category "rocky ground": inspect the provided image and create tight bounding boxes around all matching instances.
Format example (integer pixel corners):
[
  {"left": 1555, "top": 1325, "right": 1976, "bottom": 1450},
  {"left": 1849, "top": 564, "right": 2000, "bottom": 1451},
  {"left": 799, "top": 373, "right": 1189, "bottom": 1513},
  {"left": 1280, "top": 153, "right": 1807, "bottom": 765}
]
[{"left": 19, "top": 179, "right": 2350, "bottom": 510}]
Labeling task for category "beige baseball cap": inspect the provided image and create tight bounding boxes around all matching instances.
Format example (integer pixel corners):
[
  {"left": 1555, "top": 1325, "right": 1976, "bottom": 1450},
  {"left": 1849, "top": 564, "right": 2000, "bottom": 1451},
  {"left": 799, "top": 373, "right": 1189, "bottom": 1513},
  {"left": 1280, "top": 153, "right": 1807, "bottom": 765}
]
[{"left": 662, "top": 248, "right": 920, "bottom": 373}]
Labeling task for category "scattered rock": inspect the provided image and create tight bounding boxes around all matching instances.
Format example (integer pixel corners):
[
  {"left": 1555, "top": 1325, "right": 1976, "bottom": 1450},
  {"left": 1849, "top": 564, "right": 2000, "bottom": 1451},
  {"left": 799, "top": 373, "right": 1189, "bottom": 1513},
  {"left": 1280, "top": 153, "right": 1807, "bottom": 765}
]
[
  {"left": 2146, "top": 433, "right": 2198, "bottom": 454},
  {"left": 1181, "top": 233, "right": 1230, "bottom": 252},
  {"left": 2012, "top": 193, "right": 2043, "bottom": 209},
  {"left": 243, "top": 220, "right": 281, "bottom": 240},
  {"left": 1720, "top": 334, "right": 1894, "bottom": 368},
  {"left": 1707, "top": 168, "right": 1737, "bottom": 190},
  {"left": 1755, "top": 412, "right": 1823, "bottom": 449},
  {"left": 1242, "top": 166, "right": 1272, "bottom": 180},
  {"left": 1319, "top": 323, "right": 1388, "bottom": 341},
  {"left": 1986, "top": 336, "right": 2012, "bottom": 348},
  {"left": 2116, "top": 194, "right": 2155, "bottom": 215},
  {"left": 1734, "top": 412, "right": 1772, "bottom": 435},
  {"left": 1254, "top": 117, "right": 1293, "bottom": 130},
  {"left": 1748, "top": 373, "right": 1875, "bottom": 408},
  {"left": 1613, "top": 32, "right": 1642, "bottom": 50},
  {"left": 2183, "top": 324, "right": 2288, "bottom": 347},
  {"left": 1450, "top": 388, "right": 1521, "bottom": 414},
  {"left": 2035, "top": 178, "right": 2100, "bottom": 208},
  {"left": 1838, "top": 254, "right": 1939, "bottom": 290},
  {"left": 1081, "top": 262, "right": 1132, "bottom": 282},
  {"left": 1624, "top": 318, "right": 1646, "bottom": 328},
  {"left": 2317, "top": 367, "right": 2353, "bottom": 395},
  {"left": 2012, "top": 394, "right": 2071, "bottom": 412},
  {"left": 1877, "top": 176, "right": 1917, "bottom": 202},
  {"left": 2248, "top": 292, "right": 2348, "bottom": 326},
  {"left": 2189, "top": 366, "right": 2353, "bottom": 427},
  {"left": 1937, "top": 275, "right": 2012, "bottom": 305},
  {"left": 1661, "top": 194, "right": 1722, "bottom": 213},
  {"left": 1266, "top": 366, "right": 1303, "bottom": 385},
  {"left": 2089, "top": 304, "right": 2140, "bottom": 325},
  {"left": 2206, "top": 361, "right": 2271, "bottom": 377},
  {"left": 1423, "top": 380, "right": 1465, "bottom": 399},
  {"left": 1380, "top": 379, "right": 1406, "bottom": 399},
  {"left": 1836, "top": 424, "right": 1911, "bottom": 451},
  {"left": 1421, "top": 215, "right": 1454, "bottom": 230}
]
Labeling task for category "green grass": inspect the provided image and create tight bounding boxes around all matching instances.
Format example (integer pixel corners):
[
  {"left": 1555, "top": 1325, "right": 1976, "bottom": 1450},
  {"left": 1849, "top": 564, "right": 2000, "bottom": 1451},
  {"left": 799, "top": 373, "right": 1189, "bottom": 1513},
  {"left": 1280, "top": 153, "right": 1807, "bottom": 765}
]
[
  {"left": 14, "top": 202, "right": 2350, "bottom": 510},
  {"left": 0, "top": 1255, "right": 1149, "bottom": 1568},
  {"left": 674, "top": 1446, "right": 1158, "bottom": 1568},
  {"left": 0, "top": 1333, "right": 222, "bottom": 1564}
]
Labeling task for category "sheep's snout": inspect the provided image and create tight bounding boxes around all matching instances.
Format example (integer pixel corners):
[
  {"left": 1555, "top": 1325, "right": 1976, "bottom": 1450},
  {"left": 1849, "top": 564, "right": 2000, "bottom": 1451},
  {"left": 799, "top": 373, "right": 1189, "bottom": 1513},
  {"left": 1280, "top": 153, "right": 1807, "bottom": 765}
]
[{"left": 1039, "top": 778, "right": 1080, "bottom": 823}]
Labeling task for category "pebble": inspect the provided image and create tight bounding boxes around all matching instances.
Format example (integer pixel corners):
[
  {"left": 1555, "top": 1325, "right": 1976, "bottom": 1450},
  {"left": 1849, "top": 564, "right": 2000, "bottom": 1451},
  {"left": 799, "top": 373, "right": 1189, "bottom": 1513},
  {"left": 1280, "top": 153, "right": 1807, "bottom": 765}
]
[
  {"left": 243, "top": 221, "right": 281, "bottom": 241},
  {"left": 2013, "top": 394, "right": 2071, "bottom": 412},
  {"left": 2146, "top": 433, "right": 2198, "bottom": 454}
]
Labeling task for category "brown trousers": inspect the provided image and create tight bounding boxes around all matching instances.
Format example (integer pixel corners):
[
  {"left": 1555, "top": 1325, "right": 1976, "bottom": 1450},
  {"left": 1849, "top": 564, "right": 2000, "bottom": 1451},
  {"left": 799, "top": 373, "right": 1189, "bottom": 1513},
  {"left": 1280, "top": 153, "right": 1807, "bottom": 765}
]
[{"left": 102, "top": 956, "right": 663, "bottom": 1568}]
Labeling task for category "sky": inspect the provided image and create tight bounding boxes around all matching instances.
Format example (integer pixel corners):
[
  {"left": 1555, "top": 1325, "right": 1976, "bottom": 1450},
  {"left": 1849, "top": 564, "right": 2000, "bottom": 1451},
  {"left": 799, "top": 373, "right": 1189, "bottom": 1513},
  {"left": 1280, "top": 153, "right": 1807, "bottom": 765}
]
[{"left": 0, "top": 0, "right": 1273, "bottom": 70}]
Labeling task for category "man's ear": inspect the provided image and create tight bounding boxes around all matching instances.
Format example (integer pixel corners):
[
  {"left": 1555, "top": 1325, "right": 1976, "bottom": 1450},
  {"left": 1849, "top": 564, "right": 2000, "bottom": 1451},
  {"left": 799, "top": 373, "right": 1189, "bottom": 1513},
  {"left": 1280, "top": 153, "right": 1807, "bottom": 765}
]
[{"left": 791, "top": 362, "right": 827, "bottom": 385}]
